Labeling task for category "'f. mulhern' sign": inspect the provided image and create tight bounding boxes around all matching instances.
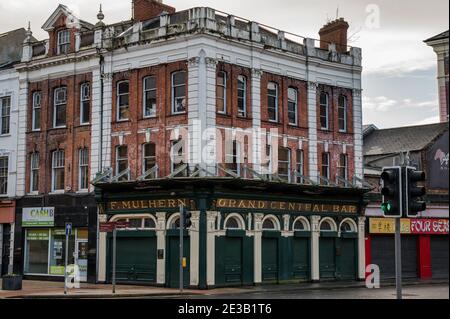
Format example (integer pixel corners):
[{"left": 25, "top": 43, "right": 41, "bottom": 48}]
[{"left": 22, "top": 207, "right": 55, "bottom": 227}]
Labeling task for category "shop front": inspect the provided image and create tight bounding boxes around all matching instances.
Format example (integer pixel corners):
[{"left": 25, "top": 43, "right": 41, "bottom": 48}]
[
  {"left": 13, "top": 195, "right": 98, "bottom": 283},
  {"left": 95, "top": 178, "right": 369, "bottom": 289},
  {"left": 366, "top": 217, "right": 449, "bottom": 280}
]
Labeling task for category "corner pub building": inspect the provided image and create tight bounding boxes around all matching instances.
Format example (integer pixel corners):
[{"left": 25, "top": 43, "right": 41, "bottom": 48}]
[{"left": 13, "top": 0, "right": 367, "bottom": 288}]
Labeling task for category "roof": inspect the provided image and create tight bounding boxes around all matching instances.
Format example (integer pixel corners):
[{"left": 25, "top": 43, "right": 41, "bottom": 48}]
[
  {"left": 424, "top": 30, "right": 449, "bottom": 43},
  {"left": 363, "top": 122, "right": 449, "bottom": 156},
  {"left": 0, "top": 28, "right": 35, "bottom": 69},
  {"left": 363, "top": 124, "right": 378, "bottom": 137}
]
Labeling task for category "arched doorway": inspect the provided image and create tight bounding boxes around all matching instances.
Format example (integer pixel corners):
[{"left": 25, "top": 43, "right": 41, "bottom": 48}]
[
  {"left": 166, "top": 214, "right": 190, "bottom": 288},
  {"left": 338, "top": 219, "right": 358, "bottom": 280},
  {"left": 261, "top": 215, "right": 281, "bottom": 283},
  {"left": 292, "top": 217, "right": 311, "bottom": 280},
  {"left": 319, "top": 218, "right": 338, "bottom": 280}
]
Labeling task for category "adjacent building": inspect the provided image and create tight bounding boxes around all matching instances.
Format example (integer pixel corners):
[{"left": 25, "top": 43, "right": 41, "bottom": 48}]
[
  {"left": 9, "top": 0, "right": 368, "bottom": 288},
  {"left": 363, "top": 123, "right": 449, "bottom": 280},
  {"left": 425, "top": 30, "right": 449, "bottom": 123}
]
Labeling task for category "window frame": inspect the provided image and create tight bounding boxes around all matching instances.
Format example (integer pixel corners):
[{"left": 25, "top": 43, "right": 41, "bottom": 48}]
[
  {"left": 171, "top": 71, "right": 187, "bottom": 115},
  {"left": 278, "top": 147, "right": 291, "bottom": 182},
  {"left": 116, "top": 81, "right": 130, "bottom": 122},
  {"left": 296, "top": 149, "right": 304, "bottom": 183},
  {"left": 32, "top": 91, "right": 41, "bottom": 131},
  {"left": 53, "top": 87, "right": 67, "bottom": 128},
  {"left": 143, "top": 76, "right": 157, "bottom": 118},
  {"left": 237, "top": 75, "right": 247, "bottom": 117},
  {"left": 51, "top": 150, "right": 65, "bottom": 192},
  {"left": 216, "top": 71, "right": 227, "bottom": 115},
  {"left": 338, "top": 95, "right": 348, "bottom": 132},
  {"left": 0, "top": 96, "right": 11, "bottom": 135},
  {"left": 30, "top": 152, "right": 39, "bottom": 193},
  {"left": 80, "top": 83, "right": 90, "bottom": 125},
  {"left": 170, "top": 139, "right": 186, "bottom": 175},
  {"left": 0, "top": 156, "right": 8, "bottom": 195},
  {"left": 267, "top": 82, "right": 279, "bottom": 122},
  {"left": 225, "top": 140, "right": 241, "bottom": 176},
  {"left": 288, "top": 87, "right": 298, "bottom": 126},
  {"left": 142, "top": 142, "right": 156, "bottom": 177},
  {"left": 321, "top": 152, "right": 330, "bottom": 180},
  {"left": 57, "top": 29, "right": 70, "bottom": 55},
  {"left": 338, "top": 153, "right": 348, "bottom": 180},
  {"left": 319, "top": 92, "right": 329, "bottom": 130},
  {"left": 78, "top": 148, "right": 89, "bottom": 191},
  {"left": 115, "top": 145, "right": 129, "bottom": 181}
]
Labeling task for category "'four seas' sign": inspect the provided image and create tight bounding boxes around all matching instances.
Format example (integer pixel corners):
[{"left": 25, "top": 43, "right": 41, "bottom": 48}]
[{"left": 22, "top": 207, "right": 55, "bottom": 227}]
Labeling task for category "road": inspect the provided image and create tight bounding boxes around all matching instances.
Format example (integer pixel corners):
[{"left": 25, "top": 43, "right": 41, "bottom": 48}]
[{"left": 158, "top": 283, "right": 449, "bottom": 299}]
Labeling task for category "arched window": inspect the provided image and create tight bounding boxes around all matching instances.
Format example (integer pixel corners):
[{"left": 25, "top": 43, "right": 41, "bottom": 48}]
[
  {"left": 237, "top": 75, "right": 247, "bottom": 117},
  {"left": 170, "top": 217, "right": 181, "bottom": 229},
  {"left": 80, "top": 83, "right": 90, "bottom": 125},
  {"left": 288, "top": 87, "right": 298, "bottom": 125},
  {"left": 293, "top": 220, "right": 305, "bottom": 231},
  {"left": 144, "top": 218, "right": 156, "bottom": 229},
  {"left": 320, "top": 220, "right": 333, "bottom": 231},
  {"left": 143, "top": 76, "right": 157, "bottom": 118},
  {"left": 217, "top": 71, "right": 227, "bottom": 114},
  {"left": 117, "top": 81, "right": 130, "bottom": 121},
  {"left": 225, "top": 217, "right": 240, "bottom": 229},
  {"left": 340, "top": 222, "right": 353, "bottom": 233},
  {"left": 338, "top": 95, "right": 347, "bottom": 132},
  {"left": 262, "top": 219, "right": 276, "bottom": 230},
  {"left": 267, "top": 82, "right": 278, "bottom": 122}
]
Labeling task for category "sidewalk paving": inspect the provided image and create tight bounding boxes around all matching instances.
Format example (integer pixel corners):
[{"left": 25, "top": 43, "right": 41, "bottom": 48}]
[{"left": 0, "top": 278, "right": 447, "bottom": 299}]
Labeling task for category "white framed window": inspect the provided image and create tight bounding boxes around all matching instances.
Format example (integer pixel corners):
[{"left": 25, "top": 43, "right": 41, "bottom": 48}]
[
  {"left": 338, "top": 153, "right": 348, "bottom": 180},
  {"left": 53, "top": 87, "right": 67, "bottom": 128},
  {"left": 32, "top": 92, "right": 41, "bottom": 131},
  {"left": 217, "top": 71, "right": 227, "bottom": 114},
  {"left": 51, "top": 150, "right": 65, "bottom": 192},
  {"left": 115, "top": 145, "right": 129, "bottom": 181},
  {"left": 296, "top": 149, "right": 304, "bottom": 183},
  {"left": 0, "top": 156, "right": 8, "bottom": 195},
  {"left": 338, "top": 95, "right": 347, "bottom": 132},
  {"left": 278, "top": 147, "right": 291, "bottom": 182},
  {"left": 288, "top": 88, "right": 298, "bottom": 125},
  {"left": 117, "top": 81, "right": 130, "bottom": 121},
  {"left": 0, "top": 96, "right": 11, "bottom": 135},
  {"left": 142, "top": 143, "right": 156, "bottom": 178},
  {"left": 78, "top": 148, "right": 89, "bottom": 191},
  {"left": 267, "top": 82, "right": 278, "bottom": 122},
  {"left": 143, "top": 76, "right": 157, "bottom": 118},
  {"left": 225, "top": 140, "right": 240, "bottom": 176},
  {"left": 320, "top": 92, "right": 329, "bottom": 130},
  {"left": 80, "top": 83, "right": 90, "bottom": 125},
  {"left": 170, "top": 139, "right": 186, "bottom": 175},
  {"left": 237, "top": 75, "right": 247, "bottom": 117},
  {"left": 30, "top": 152, "right": 39, "bottom": 193},
  {"left": 321, "top": 152, "right": 330, "bottom": 180},
  {"left": 261, "top": 145, "right": 272, "bottom": 175},
  {"left": 57, "top": 30, "right": 70, "bottom": 55},
  {"left": 171, "top": 71, "right": 186, "bottom": 114}
]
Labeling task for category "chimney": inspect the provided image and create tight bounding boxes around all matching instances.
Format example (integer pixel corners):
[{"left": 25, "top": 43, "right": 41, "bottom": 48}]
[
  {"left": 132, "top": 0, "right": 176, "bottom": 22},
  {"left": 319, "top": 18, "right": 349, "bottom": 53}
]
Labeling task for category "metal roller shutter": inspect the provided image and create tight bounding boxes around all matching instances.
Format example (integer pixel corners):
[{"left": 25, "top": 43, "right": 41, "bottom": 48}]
[{"left": 431, "top": 236, "right": 449, "bottom": 279}]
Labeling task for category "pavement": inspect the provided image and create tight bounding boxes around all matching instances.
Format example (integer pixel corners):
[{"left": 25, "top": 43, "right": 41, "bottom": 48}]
[{"left": 0, "top": 278, "right": 448, "bottom": 299}]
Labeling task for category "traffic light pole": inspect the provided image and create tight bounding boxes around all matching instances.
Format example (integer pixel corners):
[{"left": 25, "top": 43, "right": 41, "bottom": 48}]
[
  {"left": 395, "top": 217, "right": 402, "bottom": 300},
  {"left": 179, "top": 204, "right": 184, "bottom": 294}
]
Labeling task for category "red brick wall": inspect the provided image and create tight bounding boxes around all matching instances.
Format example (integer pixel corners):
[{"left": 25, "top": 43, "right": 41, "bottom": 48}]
[
  {"left": 26, "top": 73, "right": 92, "bottom": 194},
  {"left": 317, "top": 142, "right": 355, "bottom": 182},
  {"left": 132, "top": 0, "right": 176, "bottom": 22},
  {"left": 111, "top": 61, "right": 188, "bottom": 179}
]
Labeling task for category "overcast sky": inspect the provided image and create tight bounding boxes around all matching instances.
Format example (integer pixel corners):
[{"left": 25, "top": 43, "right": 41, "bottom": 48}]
[{"left": 1, "top": 0, "right": 448, "bottom": 128}]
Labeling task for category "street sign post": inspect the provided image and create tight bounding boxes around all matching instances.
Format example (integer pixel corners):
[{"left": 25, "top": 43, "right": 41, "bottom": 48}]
[
  {"left": 64, "top": 222, "right": 72, "bottom": 295},
  {"left": 179, "top": 204, "right": 184, "bottom": 294}
]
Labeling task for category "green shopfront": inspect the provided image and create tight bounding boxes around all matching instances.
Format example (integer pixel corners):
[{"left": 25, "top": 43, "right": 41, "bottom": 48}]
[{"left": 95, "top": 178, "right": 369, "bottom": 288}]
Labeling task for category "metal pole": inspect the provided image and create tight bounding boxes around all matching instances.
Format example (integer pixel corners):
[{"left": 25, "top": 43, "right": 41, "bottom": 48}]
[
  {"left": 179, "top": 204, "right": 184, "bottom": 293},
  {"left": 395, "top": 217, "right": 402, "bottom": 299},
  {"left": 64, "top": 231, "right": 68, "bottom": 295},
  {"left": 112, "top": 228, "right": 117, "bottom": 294}
]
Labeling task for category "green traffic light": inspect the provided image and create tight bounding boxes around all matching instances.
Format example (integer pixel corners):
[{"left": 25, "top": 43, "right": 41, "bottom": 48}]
[{"left": 381, "top": 202, "right": 392, "bottom": 213}]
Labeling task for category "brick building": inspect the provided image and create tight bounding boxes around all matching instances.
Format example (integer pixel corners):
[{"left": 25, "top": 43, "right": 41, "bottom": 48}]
[{"left": 12, "top": 1, "right": 368, "bottom": 287}]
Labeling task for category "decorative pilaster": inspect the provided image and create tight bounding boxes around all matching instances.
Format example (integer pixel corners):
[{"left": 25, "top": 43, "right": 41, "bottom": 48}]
[
  {"left": 156, "top": 212, "right": 167, "bottom": 285},
  {"left": 251, "top": 69, "right": 263, "bottom": 172},
  {"left": 189, "top": 211, "right": 201, "bottom": 286},
  {"left": 357, "top": 216, "right": 366, "bottom": 280},
  {"left": 253, "top": 213, "right": 264, "bottom": 284},
  {"left": 353, "top": 88, "right": 363, "bottom": 185},
  {"left": 307, "top": 81, "right": 319, "bottom": 183},
  {"left": 310, "top": 215, "right": 321, "bottom": 281},
  {"left": 206, "top": 211, "right": 218, "bottom": 287}
]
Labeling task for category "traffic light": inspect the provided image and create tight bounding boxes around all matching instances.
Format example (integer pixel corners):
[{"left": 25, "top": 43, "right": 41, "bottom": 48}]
[
  {"left": 406, "top": 167, "right": 426, "bottom": 217},
  {"left": 380, "top": 167, "right": 402, "bottom": 217},
  {"left": 182, "top": 207, "right": 192, "bottom": 229}
]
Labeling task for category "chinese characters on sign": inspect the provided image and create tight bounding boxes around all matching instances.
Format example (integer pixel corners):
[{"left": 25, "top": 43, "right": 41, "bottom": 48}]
[{"left": 369, "top": 218, "right": 449, "bottom": 235}]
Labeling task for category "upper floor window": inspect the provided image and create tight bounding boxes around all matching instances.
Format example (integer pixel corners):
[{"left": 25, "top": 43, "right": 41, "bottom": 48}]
[
  {"left": 116, "top": 145, "right": 129, "bottom": 181},
  {"left": 267, "top": 82, "right": 278, "bottom": 122},
  {"left": 172, "top": 71, "right": 186, "bottom": 114},
  {"left": 225, "top": 140, "right": 240, "bottom": 176},
  {"left": 338, "top": 153, "right": 348, "bottom": 180},
  {"left": 319, "top": 92, "right": 329, "bottom": 130},
  {"left": 296, "top": 149, "right": 304, "bottom": 183},
  {"left": 217, "top": 71, "right": 227, "bottom": 114},
  {"left": 30, "top": 152, "right": 39, "bottom": 193},
  {"left": 32, "top": 92, "right": 41, "bottom": 131},
  {"left": 278, "top": 147, "right": 291, "bottom": 182},
  {"left": 117, "top": 81, "right": 130, "bottom": 121},
  {"left": 143, "top": 143, "right": 156, "bottom": 178},
  {"left": 0, "top": 156, "right": 8, "bottom": 195},
  {"left": 237, "top": 75, "right": 247, "bottom": 117},
  {"left": 0, "top": 96, "right": 11, "bottom": 135},
  {"left": 288, "top": 88, "right": 298, "bottom": 125},
  {"left": 78, "top": 148, "right": 89, "bottom": 191},
  {"left": 80, "top": 83, "right": 90, "bottom": 125},
  {"left": 338, "top": 95, "right": 347, "bottom": 132},
  {"left": 171, "top": 139, "right": 187, "bottom": 175},
  {"left": 53, "top": 87, "right": 67, "bottom": 128},
  {"left": 143, "top": 76, "right": 157, "bottom": 118},
  {"left": 51, "top": 150, "right": 65, "bottom": 192},
  {"left": 321, "top": 152, "right": 330, "bottom": 180},
  {"left": 261, "top": 145, "right": 272, "bottom": 175},
  {"left": 57, "top": 30, "right": 70, "bottom": 55}
]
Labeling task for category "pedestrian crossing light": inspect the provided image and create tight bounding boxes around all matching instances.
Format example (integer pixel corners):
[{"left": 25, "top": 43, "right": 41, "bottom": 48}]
[
  {"left": 406, "top": 167, "right": 426, "bottom": 217},
  {"left": 380, "top": 167, "right": 402, "bottom": 217},
  {"left": 182, "top": 207, "right": 192, "bottom": 229}
]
